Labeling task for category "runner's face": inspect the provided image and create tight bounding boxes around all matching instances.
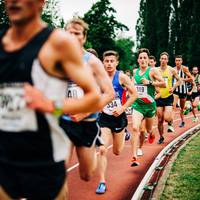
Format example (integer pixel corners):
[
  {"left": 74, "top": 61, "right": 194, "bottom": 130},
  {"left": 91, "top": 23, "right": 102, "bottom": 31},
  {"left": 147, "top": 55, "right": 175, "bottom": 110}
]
[
  {"left": 175, "top": 58, "right": 183, "bottom": 67},
  {"left": 5, "top": 0, "right": 44, "bottom": 25},
  {"left": 103, "top": 55, "right": 118, "bottom": 73},
  {"left": 66, "top": 23, "right": 86, "bottom": 47},
  {"left": 192, "top": 67, "right": 198, "bottom": 75},
  {"left": 160, "top": 55, "right": 168, "bottom": 66},
  {"left": 149, "top": 59, "right": 156, "bottom": 67},
  {"left": 137, "top": 52, "right": 149, "bottom": 68}
]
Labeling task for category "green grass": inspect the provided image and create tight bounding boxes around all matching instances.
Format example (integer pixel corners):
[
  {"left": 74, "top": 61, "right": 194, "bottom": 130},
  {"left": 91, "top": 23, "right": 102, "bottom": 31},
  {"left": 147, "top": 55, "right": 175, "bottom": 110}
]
[{"left": 160, "top": 132, "right": 200, "bottom": 200}]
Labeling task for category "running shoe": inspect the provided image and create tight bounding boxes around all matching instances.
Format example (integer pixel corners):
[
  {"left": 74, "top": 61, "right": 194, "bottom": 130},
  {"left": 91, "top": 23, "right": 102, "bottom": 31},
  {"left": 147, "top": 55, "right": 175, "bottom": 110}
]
[
  {"left": 157, "top": 136, "right": 164, "bottom": 144},
  {"left": 125, "top": 128, "right": 131, "bottom": 141},
  {"left": 96, "top": 182, "right": 107, "bottom": 194},
  {"left": 137, "top": 148, "right": 143, "bottom": 156},
  {"left": 167, "top": 124, "right": 174, "bottom": 132},
  {"left": 192, "top": 117, "right": 199, "bottom": 122},
  {"left": 148, "top": 132, "right": 155, "bottom": 144},
  {"left": 179, "top": 121, "right": 185, "bottom": 127},
  {"left": 183, "top": 109, "right": 190, "bottom": 115},
  {"left": 131, "top": 157, "right": 140, "bottom": 167}
]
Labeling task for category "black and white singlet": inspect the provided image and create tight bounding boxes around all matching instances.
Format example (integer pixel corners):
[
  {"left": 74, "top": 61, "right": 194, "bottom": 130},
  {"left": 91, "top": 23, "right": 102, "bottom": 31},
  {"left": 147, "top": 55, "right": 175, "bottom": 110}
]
[{"left": 0, "top": 27, "right": 70, "bottom": 167}]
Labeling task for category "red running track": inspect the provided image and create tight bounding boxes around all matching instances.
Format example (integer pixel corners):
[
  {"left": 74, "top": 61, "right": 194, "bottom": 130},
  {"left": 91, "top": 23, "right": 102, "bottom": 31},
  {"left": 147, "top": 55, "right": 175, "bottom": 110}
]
[{"left": 67, "top": 111, "right": 200, "bottom": 200}]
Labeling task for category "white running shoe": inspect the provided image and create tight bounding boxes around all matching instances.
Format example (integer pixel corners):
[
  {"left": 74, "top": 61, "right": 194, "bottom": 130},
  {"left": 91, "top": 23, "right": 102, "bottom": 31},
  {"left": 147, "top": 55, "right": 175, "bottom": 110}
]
[
  {"left": 167, "top": 124, "right": 174, "bottom": 132},
  {"left": 137, "top": 148, "right": 143, "bottom": 156}
]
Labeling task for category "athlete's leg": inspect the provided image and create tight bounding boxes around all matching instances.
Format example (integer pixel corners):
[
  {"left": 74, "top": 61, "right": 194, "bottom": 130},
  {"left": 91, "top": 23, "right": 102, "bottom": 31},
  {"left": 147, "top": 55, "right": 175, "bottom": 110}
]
[
  {"left": 55, "top": 181, "right": 68, "bottom": 200},
  {"left": 145, "top": 116, "right": 154, "bottom": 134},
  {"left": 179, "top": 97, "right": 186, "bottom": 124},
  {"left": 131, "top": 109, "right": 143, "bottom": 160},
  {"left": 173, "top": 94, "right": 179, "bottom": 110},
  {"left": 0, "top": 187, "right": 12, "bottom": 200},
  {"left": 138, "top": 119, "right": 146, "bottom": 152},
  {"left": 164, "top": 106, "right": 173, "bottom": 123},
  {"left": 112, "top": 129, "right": 125, "bottom": 155},
  {"left": 97, "top": 128, "right": 112, "bottom": 183},
  {"left": 76, "top": 145, "right": 97, "bottom": 181},
  {"left": 157, "top": 107, "right": 164, "bottom": 142}
]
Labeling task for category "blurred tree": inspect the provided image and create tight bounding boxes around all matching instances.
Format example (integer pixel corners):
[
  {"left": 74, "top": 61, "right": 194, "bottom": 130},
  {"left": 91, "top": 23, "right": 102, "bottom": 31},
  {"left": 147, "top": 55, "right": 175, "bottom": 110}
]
[
  {"left": 42, "top": 0, "right": 64, "bottom": 28},
  {"left": 115, "top": 37, "right": 135, "bottom": 71},
  {"left": 83, "top": 0, "right": 128, "bottom": 59},
  {"left": 0, "top": 0, "right": 9, "bottom": 27}
]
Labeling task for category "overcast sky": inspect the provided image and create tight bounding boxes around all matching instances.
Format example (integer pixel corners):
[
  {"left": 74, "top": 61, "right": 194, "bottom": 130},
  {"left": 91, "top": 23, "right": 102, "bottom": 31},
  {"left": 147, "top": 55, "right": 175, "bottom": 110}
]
[{"left": 59, "top": 0, "right": 140, "bottom": 39}]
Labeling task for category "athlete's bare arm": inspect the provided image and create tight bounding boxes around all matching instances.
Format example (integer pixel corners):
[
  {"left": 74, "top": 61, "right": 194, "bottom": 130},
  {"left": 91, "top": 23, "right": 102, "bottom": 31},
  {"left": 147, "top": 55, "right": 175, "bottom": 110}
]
[
  {"left": 182, "top": 66, "right": 193, "bottom": 82},
  {"left": 25, "top": 29, "right": 101, "bottom": 114},
  {"left": 150, "top": 68, "right": 166, "bottom": 88},
  {"left": 70, "top": 53, "right": 115, "bottom": 122},
  {"left": 112, "top": 73, "right": 137, "bottom": 117}
]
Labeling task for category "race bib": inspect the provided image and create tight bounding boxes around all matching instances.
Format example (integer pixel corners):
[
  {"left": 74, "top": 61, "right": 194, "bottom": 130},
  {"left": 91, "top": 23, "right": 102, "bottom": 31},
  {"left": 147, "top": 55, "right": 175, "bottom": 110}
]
[
  {"left": 67, "top": 83, "right": 84, "bottom": 99},
  {"left": 103, "top": 98, "right": 121, "bottom": 115},
  {"left": 0, "top": 84, "right": 37, "bottom": 132},
  {"left": 135, "top": 84, "right": 148, "bottom": 98},
  {"left": 163, "top": 77, "right": 168, "bottom": 85}
]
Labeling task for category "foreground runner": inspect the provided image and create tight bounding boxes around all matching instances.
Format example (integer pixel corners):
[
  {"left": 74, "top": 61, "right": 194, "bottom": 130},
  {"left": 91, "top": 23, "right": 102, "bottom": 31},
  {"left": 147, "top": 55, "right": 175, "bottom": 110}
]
[
  {"left": 131, "top": 48, "right": 166, "bottom": 166},
  {"left": 156, "top": 52, "right": 181, "bottom": 144},
  {"left": 60, "top": 18, "right": 114, "bottom": 181},
  {"left": 173, "top": 55, "right": 193, "bottom": 127},
  {"left": 96, "top": 50, "right": 137, "bottom": 194},
  {"left": 0, "top": 1, "right": 101, "bottom": 200}
]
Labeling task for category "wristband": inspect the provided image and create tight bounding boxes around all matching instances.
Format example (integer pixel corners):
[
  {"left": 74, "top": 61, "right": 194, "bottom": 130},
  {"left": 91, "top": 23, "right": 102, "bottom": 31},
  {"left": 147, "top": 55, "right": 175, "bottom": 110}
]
[
  {"left": 149, "top": 80, "right": 153, "bottom": 85},
  {"left": 52, "top": 99, "right": 63, "bottom": 117}
]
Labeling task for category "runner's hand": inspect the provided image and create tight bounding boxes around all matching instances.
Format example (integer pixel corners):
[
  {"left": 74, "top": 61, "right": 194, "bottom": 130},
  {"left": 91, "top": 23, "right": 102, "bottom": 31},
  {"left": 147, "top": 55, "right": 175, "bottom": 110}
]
[
  {"left": 24, "top": 84, "right": 54, "bottom": 113},
  {"left": 70, "top": 113, "right": 90, "bottom": 122},
  {"left": 112, "top": 107, "right": 124, "bottom": 117},
  {"left": 141, "top": 78, "right": 150, "bottom": 85}
]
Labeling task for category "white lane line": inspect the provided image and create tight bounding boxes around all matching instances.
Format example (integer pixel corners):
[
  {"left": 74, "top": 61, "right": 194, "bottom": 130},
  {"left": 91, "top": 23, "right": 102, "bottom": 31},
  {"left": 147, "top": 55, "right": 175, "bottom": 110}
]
[{"left": 67, "top": 113, "right": 199, "bottom": 172}]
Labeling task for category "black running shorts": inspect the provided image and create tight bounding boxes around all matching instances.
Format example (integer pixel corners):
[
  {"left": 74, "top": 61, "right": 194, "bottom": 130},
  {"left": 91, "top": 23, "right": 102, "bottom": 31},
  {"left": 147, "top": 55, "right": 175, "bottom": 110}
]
[
  {"left": 156, "top": 95, "right": 174, "bottom": 107},
  {"left": 98, "top": 112, "right": 128, "bottom": 133},
  {"left": 60, "top": 119, "right": 101, "bottom": 147}
]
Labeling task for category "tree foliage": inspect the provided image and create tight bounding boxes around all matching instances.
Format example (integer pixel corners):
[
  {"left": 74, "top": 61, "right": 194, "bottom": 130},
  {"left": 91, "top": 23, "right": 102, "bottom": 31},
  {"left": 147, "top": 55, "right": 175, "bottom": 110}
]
[
  {"left": 42, "top": 0, "right": 64, "bottom": 28},
  {"left": 0, "top": 0, "right": 9, "bottom": 27},
  {"left": 82, "top": 0, "right": 135, "bottom": 70},
  {"left": 136, "top": 0, "right": 200, "bottom": 67},
  {"left": 83, "top": 0, "right": 129, "bottom": 59}
]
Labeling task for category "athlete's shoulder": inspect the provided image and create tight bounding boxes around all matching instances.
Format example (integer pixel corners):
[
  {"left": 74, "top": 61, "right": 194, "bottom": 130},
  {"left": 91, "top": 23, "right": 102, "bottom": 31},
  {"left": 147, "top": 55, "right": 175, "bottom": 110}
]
[{"left": 48, "top": 28, "right": 79, "bottom": 49}]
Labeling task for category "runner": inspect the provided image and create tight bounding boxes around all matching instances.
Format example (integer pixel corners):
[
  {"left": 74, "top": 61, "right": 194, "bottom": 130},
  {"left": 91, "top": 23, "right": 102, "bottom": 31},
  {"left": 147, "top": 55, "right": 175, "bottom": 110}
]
[
  {"left": 138, "top": 55, "right": 161, "bottom": 156},
  {"left": 173, "top": 55, "right": 193, "bottom": 127},
  {"left": 0, "top": 1, "right": 101, "bottom": 199},
  {"left": 156, "top": 52, "right": 181, "bottom": 144},
  {"left": 96, "top": 50, "right": 137, "bottom": 194},
  {"left": 184, "top": 66, "right": 200, "bottom": 122},
  {"left": 60, "top": 18, "right": 114, "bottom": 181},
  {"left": 131, "top": 48, "right": 166, "bottom": 166}
]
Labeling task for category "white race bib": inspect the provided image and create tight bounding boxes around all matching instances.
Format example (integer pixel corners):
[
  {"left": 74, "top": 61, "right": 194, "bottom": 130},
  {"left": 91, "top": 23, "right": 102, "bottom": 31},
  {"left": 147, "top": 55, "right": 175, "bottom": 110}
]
[
  {"left": 103, "top": 98, "right": 121, "bottom": 115},
  {"left": 163, "top": 77, "right": 168, "bottom": 85},
  {"left": 135, "top": 84, "right": 148, "bottom": 98},
  {"left": 67, "top": 83, "right": 84, "bottom": 99},
  {"left": 0, "top": 85, "right": 37, "bottom": 132}
]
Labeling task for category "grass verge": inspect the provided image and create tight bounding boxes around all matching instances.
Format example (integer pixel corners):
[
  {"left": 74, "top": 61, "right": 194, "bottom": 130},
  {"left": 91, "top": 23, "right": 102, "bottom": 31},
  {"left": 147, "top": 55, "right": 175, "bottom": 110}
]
[{"left": 160, "top": 132, "right": 200, "bottom": 200}]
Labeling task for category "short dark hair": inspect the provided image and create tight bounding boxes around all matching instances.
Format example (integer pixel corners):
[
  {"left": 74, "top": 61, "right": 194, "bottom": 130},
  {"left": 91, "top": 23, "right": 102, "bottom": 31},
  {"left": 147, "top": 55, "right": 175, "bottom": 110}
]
[
  {"left": 149, "top": 55, "right": 156, "bottom": 61},
  {"left": 160, "top": 52, "right": 169, "bottom": 58},
  {"left": 138, "top": 48, "right": 150, "bottom": 57},
  {"left": 175, "top": 55, "right": 183, "bottom": 59},
  {"left": 103, "top": 50, "right": 119, "bottom": 60}
]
